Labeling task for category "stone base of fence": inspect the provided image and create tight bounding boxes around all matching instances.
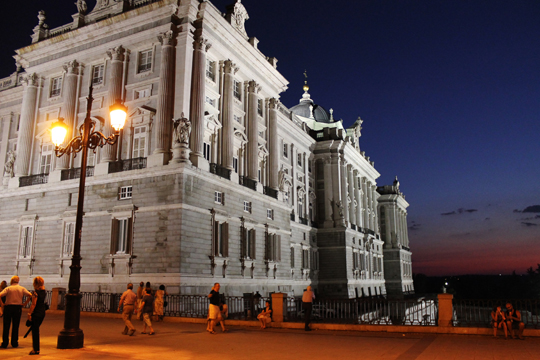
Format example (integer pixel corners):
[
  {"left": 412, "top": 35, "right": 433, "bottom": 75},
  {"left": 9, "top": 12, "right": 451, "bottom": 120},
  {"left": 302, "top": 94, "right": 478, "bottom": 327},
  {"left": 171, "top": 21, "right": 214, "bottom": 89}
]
[{"left": 46, "top": 309, "right": 540, "bottom": 337}]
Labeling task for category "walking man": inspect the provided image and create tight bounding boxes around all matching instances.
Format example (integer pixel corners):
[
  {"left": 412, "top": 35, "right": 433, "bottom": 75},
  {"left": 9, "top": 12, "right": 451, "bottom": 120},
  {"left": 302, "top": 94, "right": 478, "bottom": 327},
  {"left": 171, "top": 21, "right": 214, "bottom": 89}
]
[
  {"left": 0, "top": 276, "right": 32, "bottom": 348},
  {"left": 136, "top": 282, "right": 144, "bottom": 320},
  {"left": 302, "top": 286, "right": 315, "bottom": 331},
  {"left": 118, "top": 283, "right": 137, "bottom": 336},
  {"left": 207, "top": 283, "right": 221, "bottom": 334}
]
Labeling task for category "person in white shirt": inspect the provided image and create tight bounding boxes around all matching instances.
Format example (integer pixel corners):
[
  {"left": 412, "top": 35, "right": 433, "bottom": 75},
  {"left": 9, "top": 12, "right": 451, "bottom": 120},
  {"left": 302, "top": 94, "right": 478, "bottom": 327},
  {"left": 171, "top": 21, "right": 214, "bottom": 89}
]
[
  {"left": 0, "top": 276, "right": 32, "bottom": 348},
  {"left": 118, "top": 283, "right": 137, "bottom": 336}
]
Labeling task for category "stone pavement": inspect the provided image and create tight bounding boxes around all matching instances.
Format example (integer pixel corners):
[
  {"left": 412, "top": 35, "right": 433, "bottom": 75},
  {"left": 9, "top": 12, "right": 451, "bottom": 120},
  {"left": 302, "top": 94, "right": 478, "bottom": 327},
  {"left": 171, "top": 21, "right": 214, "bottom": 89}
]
[{"left": 0, "top": 313, "right": 539, "bottom": 359}]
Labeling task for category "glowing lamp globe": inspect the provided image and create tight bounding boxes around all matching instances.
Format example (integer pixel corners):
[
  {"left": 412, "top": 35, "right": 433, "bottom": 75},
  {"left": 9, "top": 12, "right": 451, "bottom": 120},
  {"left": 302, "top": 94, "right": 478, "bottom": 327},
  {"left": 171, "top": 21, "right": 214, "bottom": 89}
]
[
  {"left": 51, "top": 118, "right": 68, "bottom": 147},
  {"left": 109, "top": 101, "right": 127, "bottom": 132}
]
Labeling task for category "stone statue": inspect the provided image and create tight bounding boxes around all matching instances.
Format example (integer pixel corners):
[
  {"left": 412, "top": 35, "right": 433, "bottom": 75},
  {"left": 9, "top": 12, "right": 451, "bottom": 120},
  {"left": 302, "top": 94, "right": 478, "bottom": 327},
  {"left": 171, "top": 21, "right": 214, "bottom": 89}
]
[
  {"left": 3, "top": 150, "right": 16, "bottom": 178},
  {"left": 75, "top": 0, "right": 87, "bottom": 15},
  {"left": 172, "top": 114, "right": 191, "bottom": 145},
  {"left": 226, "top": 0, "right": 249, "bottom": 38},
  {"left": 336, "top": 200, "right": 344, "bottom": 218},
  {"left": 278, "top": 165, "right": 285, "bottom": 191}
]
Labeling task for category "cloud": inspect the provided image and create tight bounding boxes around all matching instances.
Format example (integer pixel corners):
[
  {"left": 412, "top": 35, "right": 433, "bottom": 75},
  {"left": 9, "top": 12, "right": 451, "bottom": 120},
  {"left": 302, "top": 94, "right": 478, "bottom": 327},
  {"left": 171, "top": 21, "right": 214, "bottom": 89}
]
[
  {"left": 408, "top": 222, "right": 422, "bottom": 231},
  {"left": 484, "top": 217, "right": 490, "bottom": 221},
  {"left": 514, "top": 205, "right": 540, "bottom": 213},
  {"left": 521, "top": 222, "right": 538, "bottom": 227},
  {"left": 441, "top": 208, "right": 478, "bottom": 216},
  {"left": 520, "top": 216, "right": 540, "bottom": 221}
]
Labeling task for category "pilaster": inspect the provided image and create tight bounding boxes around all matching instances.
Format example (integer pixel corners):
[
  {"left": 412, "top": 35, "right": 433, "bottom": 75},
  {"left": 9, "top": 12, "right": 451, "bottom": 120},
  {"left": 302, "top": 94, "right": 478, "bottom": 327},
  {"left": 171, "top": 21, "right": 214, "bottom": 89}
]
[
  {"left": 15, "top": 73, "right": 40, "bottom": 177},
  {"left": 247, "top": 80, "right": 259, "bottom": 181},
  {"left": 268, "top": 98, "right": 279, "bottom": 190},
  {"left": 221, "top": 60, "right": 238, "bottom": 170}
]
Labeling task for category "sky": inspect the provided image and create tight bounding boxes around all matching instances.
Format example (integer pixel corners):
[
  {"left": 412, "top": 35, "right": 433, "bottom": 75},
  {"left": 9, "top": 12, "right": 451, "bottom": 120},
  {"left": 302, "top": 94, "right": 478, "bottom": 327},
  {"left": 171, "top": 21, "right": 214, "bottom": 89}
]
[{"left": 1, "top": 0, "right": 539, "bottom": 276}]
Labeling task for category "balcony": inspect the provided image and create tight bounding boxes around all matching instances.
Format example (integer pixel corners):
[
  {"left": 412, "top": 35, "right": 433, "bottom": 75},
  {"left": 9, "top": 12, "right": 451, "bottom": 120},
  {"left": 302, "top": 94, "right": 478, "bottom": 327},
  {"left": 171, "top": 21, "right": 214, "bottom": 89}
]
[
  {"left": 209, "top": 163, "right": 231, "bottom": 180},
  {"left": 350, "top": 223, "right": 357, "bottom": 231},
  {"left": 290, "top": 212, "right": 295, "bottom": 221},
  {"left": 239, "top": 176, "right": 257, "bottom": 191},
  {"left": 263, "top": 186, "right": 278, "bottom": 199},
  {"left": 299, "top": 217, "right": 309, "bottom": 226},
  {"left": 61, "top": 167, "right": 95, "bottom": 181},
  {"left": 109, "top": 157, "right": 147, "bottom": 174},
  {"left": 19, "top": 173, "right": 49, "bottom": 187}
]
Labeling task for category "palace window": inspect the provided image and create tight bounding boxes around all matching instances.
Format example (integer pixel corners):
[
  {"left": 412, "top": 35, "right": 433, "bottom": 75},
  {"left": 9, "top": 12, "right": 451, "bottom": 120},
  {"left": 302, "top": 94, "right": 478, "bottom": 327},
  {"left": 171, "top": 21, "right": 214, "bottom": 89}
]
[
  {"left": 111, "top": 218, "right": 132, "bottom": 254},
  {"left": 257, "top": 99, "right": 263, "bottom": 116},
  {"left": 213, "top": 221, "right": 229, "bottom": 257},
  {"left": 50, "top": 76, "right": 62, "bottom": 97},
  {"left": 267, "top": 209, "right": 274, "bottom": 220},
  {"left": 138, "top": 50, "right": 153, "bottom": 73},
  {"left": 62, "top": 222, "right": 75, "bottom": 257},
  {"left": 203, "top": 142, "right": 211, "bottom": 161},
  {"left": 214, "top": 191, "right": 224, "bottom": 205},
  {"left": 135, "top": 88, "right": 151, "bottom": 99},
  {"left": 92, "top": 65, "right": 104, "bottom": 86},
  {"left": 233, "top": 157, "right": 238, "bottom": 173},
  {"left": 241, "top": 228, "right": 256, "bottom": 259},
  {"left": 265, "top": 233, "right": 281, "bottom": 262},
  {"left": 290, "top": 247, "right": 295, "bottom": 268},
  {"left": 40, "top": 144, "right": 53, "bottom": 174},
  {"left": 283, "top": 143, "right": 288, "bottom": 158},
  {"left": 243, "top": 201, "right": 252, "bottom": 213},
  {"left": 119, "top": 186, "right": 133, "bottom": 200},
  {"left": 132, "top": 126, "right": 147, "bottom": 158},
  {"left": 311, "top": 249, "right": 319, "bottom": 270},
  {"left": 302, "top": 249, "right": 309, "bottom": 269},
  {"left": 297, "top": 153, "right": 302, "bottom": 167},
  {"left": 206, "top": 60, "right": 216, "bottom": 82},
  {"left": 234, "top": 80, "right": 242, "bottom": 100},
  {"left": 19, "top": 226, "right": 33, "bottom": 259}
]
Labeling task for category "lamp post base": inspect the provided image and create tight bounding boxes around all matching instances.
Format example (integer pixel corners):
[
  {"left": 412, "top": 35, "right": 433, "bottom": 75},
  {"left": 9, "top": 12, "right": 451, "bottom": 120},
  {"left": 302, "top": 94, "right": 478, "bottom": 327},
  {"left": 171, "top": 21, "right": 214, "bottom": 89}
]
[{"left": 57, "top": 329, "right": 84, "bottom": 349}]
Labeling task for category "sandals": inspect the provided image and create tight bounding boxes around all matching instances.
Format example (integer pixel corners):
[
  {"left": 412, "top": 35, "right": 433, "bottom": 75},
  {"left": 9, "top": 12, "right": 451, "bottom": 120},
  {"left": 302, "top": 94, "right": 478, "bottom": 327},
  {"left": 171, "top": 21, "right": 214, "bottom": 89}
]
[
  {"left": 208, "top": 330, "right": 216, "bottom": 334},
  {"left": 29, "top": 350, "right": 40, "bottom": 355},
  {"left": 148, "top": 332, "right": 155, "bottom": 335},
  {"left": 141, "top": 331, "right": 147, "bottom": 334}
]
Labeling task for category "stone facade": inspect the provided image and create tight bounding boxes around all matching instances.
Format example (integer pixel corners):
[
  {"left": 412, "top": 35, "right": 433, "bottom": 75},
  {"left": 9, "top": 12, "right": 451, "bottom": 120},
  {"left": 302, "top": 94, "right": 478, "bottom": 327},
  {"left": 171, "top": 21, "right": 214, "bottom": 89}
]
[{"left": 0, "top": 0, "right": 413, "bottom": 298}]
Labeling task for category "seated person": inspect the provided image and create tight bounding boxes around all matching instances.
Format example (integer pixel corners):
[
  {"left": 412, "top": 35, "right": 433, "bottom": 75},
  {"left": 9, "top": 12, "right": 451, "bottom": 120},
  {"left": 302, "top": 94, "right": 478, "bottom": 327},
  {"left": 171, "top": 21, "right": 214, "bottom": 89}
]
[
  {"left": 490, "top": 306, "right": 507, "bottom": 338},
  {"left": 257, "top": 301, "right": 272, "bottom": 329},
  {"left": 505, "top": 303, "right": 525, "bottom": 339}
]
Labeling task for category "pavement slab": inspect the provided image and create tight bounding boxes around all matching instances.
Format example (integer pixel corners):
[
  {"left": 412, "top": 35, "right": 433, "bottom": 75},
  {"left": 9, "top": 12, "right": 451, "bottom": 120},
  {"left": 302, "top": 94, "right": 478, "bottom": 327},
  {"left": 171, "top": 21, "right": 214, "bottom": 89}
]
[{"left": 0, "top": 314, "right": 538, "bottom": 359}]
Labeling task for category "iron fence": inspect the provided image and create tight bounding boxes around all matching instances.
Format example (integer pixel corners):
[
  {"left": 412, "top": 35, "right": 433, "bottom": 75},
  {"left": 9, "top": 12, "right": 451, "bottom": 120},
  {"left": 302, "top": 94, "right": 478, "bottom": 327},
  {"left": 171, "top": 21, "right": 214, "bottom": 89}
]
[
  {"left": 163, "top": 295, "right": 269, "bottom": 319},
  {"left": 287, "top": 297, "right": 438, "bottom": 325},
  {"left": 61, "top": 166, "right": 95, "bottom": 181},
  {"left": 453, "top": 299, "right": 540, "bottom": 329},
  {"left": 19, "top": 173, "right": 49, "bottom": 187},
  {"left": 109, "top": 157, "right": 147, "bottom": 173}
]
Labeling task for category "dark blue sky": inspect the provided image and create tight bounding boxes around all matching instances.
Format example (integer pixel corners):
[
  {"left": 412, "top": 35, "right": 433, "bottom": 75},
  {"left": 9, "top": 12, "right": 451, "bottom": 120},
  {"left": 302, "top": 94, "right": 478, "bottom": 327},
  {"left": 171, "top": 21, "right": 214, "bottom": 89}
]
[{"left": 2, "top": 0, "right": 539, "bottom": 275}]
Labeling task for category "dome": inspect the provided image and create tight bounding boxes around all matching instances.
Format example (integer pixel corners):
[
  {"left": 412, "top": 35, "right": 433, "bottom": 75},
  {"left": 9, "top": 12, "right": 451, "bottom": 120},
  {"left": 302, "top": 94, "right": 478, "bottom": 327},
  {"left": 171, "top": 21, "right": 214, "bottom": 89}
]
[{"left": 290, "top": 99, "right": 332, "bottom": 123}]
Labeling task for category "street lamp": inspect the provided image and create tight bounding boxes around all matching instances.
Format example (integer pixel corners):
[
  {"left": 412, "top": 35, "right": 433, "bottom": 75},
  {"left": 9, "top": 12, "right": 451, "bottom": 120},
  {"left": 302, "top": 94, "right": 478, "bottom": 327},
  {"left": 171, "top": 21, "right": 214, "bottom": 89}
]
[{"left": 52, "top": 85, "right": 127, "bottom": 349}]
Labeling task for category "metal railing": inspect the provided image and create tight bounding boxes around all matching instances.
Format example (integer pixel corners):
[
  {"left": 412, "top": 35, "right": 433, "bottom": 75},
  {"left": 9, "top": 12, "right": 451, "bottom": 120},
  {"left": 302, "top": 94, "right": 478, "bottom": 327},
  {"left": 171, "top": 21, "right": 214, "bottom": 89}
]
[
  {"left": 287, "top": 297, "right": 438, "bottom": 325},
  {"left": 19, "top": 173, "right": 49, "bottom": 187},
  {"left": 163, "top": 295, "right": 269, "bottom": 319},
  {"left": 239, "top": 176, "right": 257, "bottom": 191},
  {"left": 109, "top": 157, "right": 147, "bottom": 173},
  {"left": 60, "top": 166, "right": 95, "bottom": 181},
  {"left": 299, "top": 217, "right": 309, "bottom": 225},
  {"left": 209, "top": 163, "right": 231, "bottom": 180},
  {"left": 453, "top": 299, "right": 540, "bottom": 329},
  {"left": 263, "top": 186, "right": 278, "bottom": 199}
]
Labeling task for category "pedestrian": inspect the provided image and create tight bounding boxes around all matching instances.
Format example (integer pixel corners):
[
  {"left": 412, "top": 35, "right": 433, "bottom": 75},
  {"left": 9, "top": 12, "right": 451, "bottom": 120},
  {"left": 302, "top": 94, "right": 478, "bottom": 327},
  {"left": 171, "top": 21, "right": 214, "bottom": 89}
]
[
  {"left": 145, "top": 282, "right": 153, "bottom": 296},
  {"left": 26, "top": 276, "right": 47, "bottom": 355},
  {"left": 153, "top": 285, "right": 168, "bottom": 322},
  {"left": 302, "top": 286, "right": 315, "bottom": 331},
  {"left": 0, "top": 280, "right": 7, "bottom": 317},
  {"left": 490, "top": 306, "right": 507, "bottom": 339},
  {"left": 253, "top": 291, "right": 262, "bottom": 313},
  {"left": 136, "top": 282, "right": 144, "bottom": 320},
  {"left": 207, "top": 283, "right": 221, "bottom": 334},
  {"left": 140, "top": 288, "right": 155, "bottom": 335},
  {"left": 505, "top": 303, "right": 525, "bottom": 339},
  {"left": 0, "top": 276, "right": 32, "bottom": 348},
  {"left": 257, "top": 301, "right": 272, "bottom": 329},
  {"left": 118, "top": 283, "right": 137, "bottom": 336}
]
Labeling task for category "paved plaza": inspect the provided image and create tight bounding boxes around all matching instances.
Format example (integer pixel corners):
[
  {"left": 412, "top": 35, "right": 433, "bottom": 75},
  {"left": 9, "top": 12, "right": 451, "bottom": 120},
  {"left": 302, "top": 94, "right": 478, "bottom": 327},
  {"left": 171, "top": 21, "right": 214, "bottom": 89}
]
[{"left": 0, "top": 313, "right": 539, "bottom": 359}]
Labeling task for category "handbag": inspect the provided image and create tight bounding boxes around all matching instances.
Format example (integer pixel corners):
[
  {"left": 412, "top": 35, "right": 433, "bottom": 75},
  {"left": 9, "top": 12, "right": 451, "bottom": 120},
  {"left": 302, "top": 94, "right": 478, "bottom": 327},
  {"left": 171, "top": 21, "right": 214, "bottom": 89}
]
[{"left": 163, "top": 301, "right": 168, "bottom": 308}]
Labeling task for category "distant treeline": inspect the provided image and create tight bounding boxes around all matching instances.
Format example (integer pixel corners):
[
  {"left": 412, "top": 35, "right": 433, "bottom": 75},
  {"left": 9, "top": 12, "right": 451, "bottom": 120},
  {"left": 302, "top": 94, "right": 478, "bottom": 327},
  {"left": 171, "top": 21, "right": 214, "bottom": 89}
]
[{"left": 413, "top": 264, "right": 540, "bottom": 299}]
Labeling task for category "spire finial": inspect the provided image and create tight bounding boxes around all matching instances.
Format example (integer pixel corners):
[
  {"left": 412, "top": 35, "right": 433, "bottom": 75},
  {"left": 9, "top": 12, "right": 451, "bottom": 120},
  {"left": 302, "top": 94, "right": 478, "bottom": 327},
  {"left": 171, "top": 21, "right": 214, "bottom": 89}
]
[{"left": 303, "top": 69, "right": 309, "bottom": 92}]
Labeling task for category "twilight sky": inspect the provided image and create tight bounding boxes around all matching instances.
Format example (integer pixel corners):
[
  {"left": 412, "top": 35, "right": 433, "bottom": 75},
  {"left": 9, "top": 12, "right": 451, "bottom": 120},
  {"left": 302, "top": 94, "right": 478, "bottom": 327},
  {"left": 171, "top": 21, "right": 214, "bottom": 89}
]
[{"left": 1, "top": 0, "right": 539, "bottom": 276}]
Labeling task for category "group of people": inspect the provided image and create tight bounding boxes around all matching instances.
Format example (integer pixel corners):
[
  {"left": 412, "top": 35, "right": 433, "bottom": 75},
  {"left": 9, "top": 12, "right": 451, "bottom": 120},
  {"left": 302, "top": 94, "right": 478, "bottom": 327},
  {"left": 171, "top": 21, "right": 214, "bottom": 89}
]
[
  {"left": 117, "top": 282, "right": 168, "bottom": 336},
  {"left": 0, "top": 276, "right": 47, "bottom": 356},
  {"left": 491, "top": 302, "right": 526, "bottom": 339}
]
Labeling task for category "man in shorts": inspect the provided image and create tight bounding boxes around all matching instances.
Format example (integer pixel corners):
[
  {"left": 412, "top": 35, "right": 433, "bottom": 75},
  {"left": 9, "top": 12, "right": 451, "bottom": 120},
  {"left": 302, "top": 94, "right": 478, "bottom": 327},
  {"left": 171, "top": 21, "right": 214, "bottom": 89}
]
[
  {"left": 505, "top": 303, "right": 525, "bottom": 339},
  {"left": 207, "top": 283, "right": 222, "bottom": 334}
]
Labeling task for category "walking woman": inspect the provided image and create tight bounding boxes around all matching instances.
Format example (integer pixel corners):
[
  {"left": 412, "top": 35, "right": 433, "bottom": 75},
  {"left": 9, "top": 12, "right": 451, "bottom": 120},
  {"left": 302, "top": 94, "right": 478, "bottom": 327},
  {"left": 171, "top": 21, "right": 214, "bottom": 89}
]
[
  {"left": 153, "top": 285, "right": 168, "bottom": 322},
  {"left": 27, "top": 276, "right": 46, "bottom": 355}
]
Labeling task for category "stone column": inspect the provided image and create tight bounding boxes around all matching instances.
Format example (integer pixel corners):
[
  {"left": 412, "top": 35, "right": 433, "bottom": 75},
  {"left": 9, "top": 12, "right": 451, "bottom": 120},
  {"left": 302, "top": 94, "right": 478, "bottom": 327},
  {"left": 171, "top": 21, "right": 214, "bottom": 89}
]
[
  {"left": 353, "top": 170, "right": 362, "bottom": 228},
  {"left": 348, "top": 165, "right": 356, "bottom": 225},
  {"left": 323, "top": 159, "right": 333, "bottom": 226},
  {"left": 366, "top": 181, "right": 373, "bottom": 230},
  {"left": 189, "top": 29, "right": 211, "bottom": 167},
  {"left": 404, "top": 211, "right": 409, "bottom": 248},
  {"left": 101, "top": 45, "right": 125, "bottom": 163},
  {"left": 15, "top": 73, "right": 40, "bottom": 177},
  {"left": 340, "top": 159, "right": 349, "bottom": 226},
  {"left": 304, "top": 153, "right": 309, "bottom": 217},
  {"left": 56, "top": 60, "right": 81, "bottom": 170},
  {"left": 361, "top": 178, "right": 369, "bottom": 229},
  {"left": 372, "top": 185, "right": 379, "bottom": 234},
  {"left": 268, "top": 98, "right": 279, "bottom": 190},
  {"left": 149, "top": 30, "right": 176, "bottom": 166},
  {"left": 221, "top": 60, "right": 237, "bottom": 170},
  {"left": 247, "top": 80, "right": 259, "bottom": 181}
]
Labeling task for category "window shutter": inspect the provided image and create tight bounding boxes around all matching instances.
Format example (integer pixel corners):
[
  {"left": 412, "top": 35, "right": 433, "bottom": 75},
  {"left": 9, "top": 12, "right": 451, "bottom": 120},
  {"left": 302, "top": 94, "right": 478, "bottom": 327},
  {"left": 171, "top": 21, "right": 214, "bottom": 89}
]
[
  {"left": 222, "top": 223, "right": 229, "bottom": 257},
  {"left": 110, "top": 219, "right": 119, "bottom": 254},
  {"left": 213, "top": 220, "right": 220, "bottom": 256},
  {"left": 249, "top": 229, "right": 256, "bottom": 259},
  {"left": 265, "top": 232, "right": 270, "bottom": 260},
  {"left": 277, "top": 235, "right": 281, "bottom": 262},
  {"left": 241, "top": 227, "right": 247, "bottom": 258}
]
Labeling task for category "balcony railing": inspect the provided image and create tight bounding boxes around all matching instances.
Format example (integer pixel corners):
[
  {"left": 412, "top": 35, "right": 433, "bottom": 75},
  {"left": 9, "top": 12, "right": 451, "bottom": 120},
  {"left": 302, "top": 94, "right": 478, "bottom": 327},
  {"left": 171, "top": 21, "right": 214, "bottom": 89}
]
[
  {"left": 239, "top": 176, "right": 257, "bottom": 191},
  {"left": 263, "top": 186, "right": 278, "bottom": 199},
  {"left": 19, "top": 173, "right": 49, "bottom": 187},
  {"left": 290, "top": 212, "right": 295, "bottom": 221},
  {"left": 209, "top": 163, "right": 231, "bottom": 180},
  {"left": 60, "top": 167, "right": 95, "bottom": 181},
  {"left": 350, "top": 223, "right": 357, "bottom": 231},
  {"left": 299, "top": 216, "right": 309, "bottom": 225},
  {"left": 109, "top": 157, "right": 147, "bottom": 174}
]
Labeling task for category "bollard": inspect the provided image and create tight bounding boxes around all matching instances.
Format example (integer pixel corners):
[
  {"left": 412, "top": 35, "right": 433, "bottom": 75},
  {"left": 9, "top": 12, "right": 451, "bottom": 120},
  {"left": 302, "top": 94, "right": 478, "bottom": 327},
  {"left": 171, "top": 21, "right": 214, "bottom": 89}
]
[
  {"left": 51, "top": 287, "right": 66, "bottom": 310},
  {"left": 271, "top": 293, "right": 286, "bottom": 322},
  {"left": 437, "top": 293, "right": 453, "bottom": 327}
]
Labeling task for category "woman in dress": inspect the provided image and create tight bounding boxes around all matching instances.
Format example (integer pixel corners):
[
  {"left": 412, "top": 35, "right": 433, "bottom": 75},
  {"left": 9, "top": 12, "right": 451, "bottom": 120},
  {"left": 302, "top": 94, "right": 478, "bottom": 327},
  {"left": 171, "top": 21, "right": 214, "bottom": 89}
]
[
  {"left": 27, "top": 276, "right": 47, "bottom": 355},
  {"left": 153, "top": 285, "right": 168, "bottom": 321},
  {"left": 257, "top": 301, "right": 272, "bottom": 329}
]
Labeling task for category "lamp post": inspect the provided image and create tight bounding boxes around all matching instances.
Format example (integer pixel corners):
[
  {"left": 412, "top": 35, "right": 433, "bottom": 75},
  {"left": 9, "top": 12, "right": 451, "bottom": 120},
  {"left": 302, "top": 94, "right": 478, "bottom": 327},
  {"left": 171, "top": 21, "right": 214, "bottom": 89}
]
[{"left": 52, "top": 85, "right": 127, "bottom": 349}]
